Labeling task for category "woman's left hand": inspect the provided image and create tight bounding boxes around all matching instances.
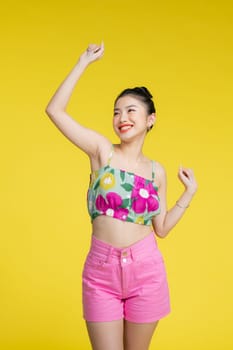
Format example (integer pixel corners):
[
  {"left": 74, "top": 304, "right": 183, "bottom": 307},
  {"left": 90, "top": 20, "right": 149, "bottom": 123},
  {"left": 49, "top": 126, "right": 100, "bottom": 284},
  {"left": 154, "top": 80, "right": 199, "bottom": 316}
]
[{"left": 178, "top": 166, "right": 198, "bottom": 195}]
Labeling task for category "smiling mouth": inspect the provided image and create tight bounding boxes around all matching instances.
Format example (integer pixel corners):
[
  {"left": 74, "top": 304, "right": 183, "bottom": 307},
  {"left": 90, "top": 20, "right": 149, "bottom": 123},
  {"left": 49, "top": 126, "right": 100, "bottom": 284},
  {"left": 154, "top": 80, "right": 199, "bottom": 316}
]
[{"left": 118, "top": 124, "right": 134, "bottom": 133}]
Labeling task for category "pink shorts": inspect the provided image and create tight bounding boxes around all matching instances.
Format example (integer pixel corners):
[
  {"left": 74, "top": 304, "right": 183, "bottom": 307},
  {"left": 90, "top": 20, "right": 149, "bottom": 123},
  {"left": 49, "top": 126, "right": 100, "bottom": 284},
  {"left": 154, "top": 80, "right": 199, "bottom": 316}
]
[{"left": 82, "top": 232, "right": 171, "bottom": 323}]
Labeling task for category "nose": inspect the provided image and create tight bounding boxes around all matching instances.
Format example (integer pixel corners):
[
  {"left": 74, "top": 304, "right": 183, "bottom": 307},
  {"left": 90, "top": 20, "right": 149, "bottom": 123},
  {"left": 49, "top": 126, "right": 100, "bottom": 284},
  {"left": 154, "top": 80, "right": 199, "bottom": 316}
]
[{"left": 119, "top": 112, "right": 128, "bottom": 123}]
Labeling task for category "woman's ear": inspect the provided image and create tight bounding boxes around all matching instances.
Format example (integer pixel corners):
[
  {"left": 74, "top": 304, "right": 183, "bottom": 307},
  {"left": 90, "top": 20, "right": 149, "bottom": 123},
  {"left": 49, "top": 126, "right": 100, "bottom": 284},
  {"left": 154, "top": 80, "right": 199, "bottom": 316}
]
[{"left": 147, "top": 113, "right": 156, "bottom": 130}]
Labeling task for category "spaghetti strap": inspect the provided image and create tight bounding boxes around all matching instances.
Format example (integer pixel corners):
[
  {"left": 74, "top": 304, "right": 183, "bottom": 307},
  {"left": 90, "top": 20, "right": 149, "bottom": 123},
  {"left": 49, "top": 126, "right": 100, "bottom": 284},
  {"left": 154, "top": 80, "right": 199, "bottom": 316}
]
[
  {"left": 152, "top": 160, "right": 156, "bottom": 180},
  {"left": 107, "top": 144, "right": 114, "bottom": 165}
]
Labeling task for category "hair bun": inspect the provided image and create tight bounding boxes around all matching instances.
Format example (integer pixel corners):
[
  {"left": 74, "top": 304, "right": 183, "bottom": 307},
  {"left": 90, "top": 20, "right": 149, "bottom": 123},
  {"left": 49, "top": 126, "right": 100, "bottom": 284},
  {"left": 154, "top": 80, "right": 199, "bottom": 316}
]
[
  {"left": 139, "top": 87, "right": 153, "bottom": 99},
  {"left": 115, "top": 86, "right": 156, "bottom": 115}
]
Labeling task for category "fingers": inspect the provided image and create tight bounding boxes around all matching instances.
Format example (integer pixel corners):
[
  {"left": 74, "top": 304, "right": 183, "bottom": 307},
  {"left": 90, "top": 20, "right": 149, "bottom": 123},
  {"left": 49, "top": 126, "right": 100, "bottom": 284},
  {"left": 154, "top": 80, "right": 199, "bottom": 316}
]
[
  {"left": 87, "top": 43, "right": 98, "bottom": 51},
  {"left": 84, "top": 42, "right": 104, "bottom": 63},
  {"left": 79, "top": 42, "right": 104, "bottom": 66},
  {"left": 178, "top": 166, "right": 198, "bottom": 194},
  {"left": 87, "top": 42, "right": 104, "bottom": 54},
  {"left": 179, "top": 166, "right": 194, "bottom": 181}
]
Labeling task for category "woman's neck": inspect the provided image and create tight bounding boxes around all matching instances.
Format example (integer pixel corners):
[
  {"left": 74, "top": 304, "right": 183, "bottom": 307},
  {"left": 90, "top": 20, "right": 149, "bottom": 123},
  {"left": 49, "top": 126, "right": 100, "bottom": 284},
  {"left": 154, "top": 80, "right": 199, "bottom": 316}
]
[{"left": 115, "top": 141, "right": 146, "bottom": 165}]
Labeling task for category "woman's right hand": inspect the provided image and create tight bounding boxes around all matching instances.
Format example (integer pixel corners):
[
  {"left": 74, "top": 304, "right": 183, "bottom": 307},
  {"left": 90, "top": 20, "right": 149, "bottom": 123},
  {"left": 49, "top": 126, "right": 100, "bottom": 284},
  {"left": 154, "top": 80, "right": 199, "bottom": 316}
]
[{"left": 79, "top": 42, "right": 104, "bottom": 66}]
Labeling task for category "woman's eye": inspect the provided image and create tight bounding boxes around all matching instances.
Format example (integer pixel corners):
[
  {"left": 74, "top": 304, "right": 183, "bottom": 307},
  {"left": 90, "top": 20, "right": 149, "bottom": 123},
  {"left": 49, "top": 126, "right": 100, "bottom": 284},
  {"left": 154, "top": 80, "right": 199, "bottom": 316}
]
[{"left": 128, "top": 108, "right": 135, "bottom": 113}]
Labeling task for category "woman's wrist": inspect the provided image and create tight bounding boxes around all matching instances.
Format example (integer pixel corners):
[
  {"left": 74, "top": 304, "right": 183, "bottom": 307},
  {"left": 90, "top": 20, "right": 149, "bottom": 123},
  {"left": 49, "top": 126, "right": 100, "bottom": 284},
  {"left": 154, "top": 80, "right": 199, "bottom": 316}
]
[
  {"left": 184, "top": 186, "right": 197, "bottom": 197},
  {"left": 175, "top": 201, "right": 189, "bottom": 209},
  {"left": 77, "top": 57, "right": 90, "bottom": 70},
  {"left": 175, "top": 189, "right": 196, "bottom": 209}
]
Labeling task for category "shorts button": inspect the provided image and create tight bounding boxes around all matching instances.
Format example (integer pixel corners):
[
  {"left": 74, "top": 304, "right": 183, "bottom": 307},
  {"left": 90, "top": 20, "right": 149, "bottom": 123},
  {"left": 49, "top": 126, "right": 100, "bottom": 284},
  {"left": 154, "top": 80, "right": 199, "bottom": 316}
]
[{"left": 122, "top": 258, "right": 127, "bottom": 263}]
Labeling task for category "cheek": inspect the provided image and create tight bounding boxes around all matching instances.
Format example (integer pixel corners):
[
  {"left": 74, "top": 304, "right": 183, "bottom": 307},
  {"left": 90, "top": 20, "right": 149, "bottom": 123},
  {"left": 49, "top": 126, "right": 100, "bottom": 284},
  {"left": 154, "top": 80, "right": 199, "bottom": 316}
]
[
  {"left": 112, "top": 118, "right": 118, "bottom": 129},
  {"left": 112, "top": 119, "right": 121, "bottom": 136}
]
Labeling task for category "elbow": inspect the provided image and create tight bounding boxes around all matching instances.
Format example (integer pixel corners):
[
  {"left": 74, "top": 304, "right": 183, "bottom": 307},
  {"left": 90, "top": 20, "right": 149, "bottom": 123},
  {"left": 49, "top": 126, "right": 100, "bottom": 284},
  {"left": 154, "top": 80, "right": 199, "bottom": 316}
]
[
  {"left": 45, "top": 105, "right": 55, "bottom": 118},
  {"left": 153, "top": 213, "right": 170, "bottom": 239},
  {"left": 45, "top": 104, "right": 61, "bottom": 119},
  {"left": 154, "top": 225, "right": 169, "bottom": 239},
  {"left": 155, "top": 230, "right": 168, "bottom": 239}
]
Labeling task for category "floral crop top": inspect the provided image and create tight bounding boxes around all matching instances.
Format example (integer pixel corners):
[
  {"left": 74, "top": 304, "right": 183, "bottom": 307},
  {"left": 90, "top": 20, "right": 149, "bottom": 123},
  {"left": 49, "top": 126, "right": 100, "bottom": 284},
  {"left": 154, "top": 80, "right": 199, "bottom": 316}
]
[{"left": 87, "top": 146, "right": 161, "bottom": 226}]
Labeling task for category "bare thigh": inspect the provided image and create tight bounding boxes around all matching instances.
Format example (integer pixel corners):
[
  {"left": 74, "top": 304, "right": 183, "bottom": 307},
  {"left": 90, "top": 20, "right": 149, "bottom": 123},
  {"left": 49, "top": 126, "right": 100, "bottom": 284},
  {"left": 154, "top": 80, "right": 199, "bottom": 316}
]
[
  {"left": 86, "top": 320, "right": 124, "bottom": 350},
  {"left": 124, "top": 320, "right": 159, "bottom": 350}
]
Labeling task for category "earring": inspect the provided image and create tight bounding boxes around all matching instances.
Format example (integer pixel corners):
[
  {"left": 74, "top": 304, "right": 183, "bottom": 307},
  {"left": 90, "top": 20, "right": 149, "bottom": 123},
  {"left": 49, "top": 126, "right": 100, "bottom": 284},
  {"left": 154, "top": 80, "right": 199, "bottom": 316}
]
[{"left": 147, "top": 124, "right": 154, "bottom": 131}]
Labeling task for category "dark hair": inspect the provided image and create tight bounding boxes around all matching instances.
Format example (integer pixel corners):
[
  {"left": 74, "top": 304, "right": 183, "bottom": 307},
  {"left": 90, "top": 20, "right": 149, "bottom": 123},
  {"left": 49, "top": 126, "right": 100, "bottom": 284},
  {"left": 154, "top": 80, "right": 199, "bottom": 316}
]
[{"left": 114, "top": 86, "right": 156, "bottom": 115}]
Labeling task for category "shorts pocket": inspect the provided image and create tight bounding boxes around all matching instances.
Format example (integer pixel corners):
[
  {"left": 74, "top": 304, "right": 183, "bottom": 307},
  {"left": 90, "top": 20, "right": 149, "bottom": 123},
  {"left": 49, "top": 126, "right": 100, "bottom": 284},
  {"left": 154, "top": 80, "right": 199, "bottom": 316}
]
[
  {"left": 132, "top": 249, "right": 166, "bottom": 284},
  {"left": 82, "top": 252, "right": 117, "bottom": 282},
  {"left": 151, "top": 248, "right": 164, "bottom": 264},
  {"left": 141, "top": 248, "right": 164, "bottom": 267},
  {"left": 83, "top": 252, "right": 107, "bottom": 269}
]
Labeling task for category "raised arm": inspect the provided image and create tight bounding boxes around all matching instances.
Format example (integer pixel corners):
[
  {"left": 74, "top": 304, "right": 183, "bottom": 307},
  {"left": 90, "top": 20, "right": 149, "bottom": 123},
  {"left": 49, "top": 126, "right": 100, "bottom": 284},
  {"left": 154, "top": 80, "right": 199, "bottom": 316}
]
[
  {"left": 152, "top": 163, "right": 198, "bottom": 238},
  {"left": 45, "top": 42, "right": 111, "bottom": 158}
]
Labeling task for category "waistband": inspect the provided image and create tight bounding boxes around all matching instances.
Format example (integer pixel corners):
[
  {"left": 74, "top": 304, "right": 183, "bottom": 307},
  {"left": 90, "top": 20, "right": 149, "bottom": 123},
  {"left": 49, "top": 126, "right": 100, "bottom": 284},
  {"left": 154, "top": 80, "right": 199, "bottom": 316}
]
[{"left": 89, "top": 232, "right": 158, "bottom": 262}]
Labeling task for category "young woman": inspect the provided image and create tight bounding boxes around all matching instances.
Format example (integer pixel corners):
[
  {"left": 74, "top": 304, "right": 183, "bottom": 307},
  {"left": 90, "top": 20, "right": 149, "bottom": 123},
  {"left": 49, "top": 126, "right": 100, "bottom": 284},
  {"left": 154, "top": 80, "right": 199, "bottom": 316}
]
[{"left": 45, "top": 42, "right": 197, "bottom": 350}]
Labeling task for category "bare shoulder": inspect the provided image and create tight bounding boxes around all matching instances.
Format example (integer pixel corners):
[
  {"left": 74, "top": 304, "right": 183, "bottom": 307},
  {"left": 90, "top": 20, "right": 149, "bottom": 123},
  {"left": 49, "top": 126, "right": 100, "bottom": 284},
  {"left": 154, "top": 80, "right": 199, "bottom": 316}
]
[{"left": 154, "top": 160, "right": 167, "bottom": 187}]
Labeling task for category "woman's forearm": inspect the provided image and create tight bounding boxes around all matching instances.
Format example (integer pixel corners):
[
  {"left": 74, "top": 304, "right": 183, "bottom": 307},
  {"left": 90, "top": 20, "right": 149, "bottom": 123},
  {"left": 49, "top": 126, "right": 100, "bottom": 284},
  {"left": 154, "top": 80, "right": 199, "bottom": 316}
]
[
  {"left": 45, "top": 43, "right": 104, "bottom": 116},
  {"left": 159, "top": 190, "right": 195, "bottom": 238},
  {"left": 45, "top": 59, "right": 88, "bottom": 115}
]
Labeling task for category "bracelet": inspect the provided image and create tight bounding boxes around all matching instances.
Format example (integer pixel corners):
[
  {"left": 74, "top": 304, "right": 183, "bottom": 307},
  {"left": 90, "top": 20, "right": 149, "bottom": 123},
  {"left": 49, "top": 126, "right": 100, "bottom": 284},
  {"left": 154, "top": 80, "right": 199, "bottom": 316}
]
[{"left": 176, "top": 201, "right": 189, "bottom": 209}]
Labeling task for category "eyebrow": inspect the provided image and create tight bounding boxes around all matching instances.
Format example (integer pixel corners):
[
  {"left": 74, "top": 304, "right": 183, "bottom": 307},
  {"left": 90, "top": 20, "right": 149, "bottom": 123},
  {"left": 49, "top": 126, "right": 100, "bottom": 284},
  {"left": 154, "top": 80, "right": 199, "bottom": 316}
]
[{"left": 114, "top": 104, "right": 138, "bottom": 111}]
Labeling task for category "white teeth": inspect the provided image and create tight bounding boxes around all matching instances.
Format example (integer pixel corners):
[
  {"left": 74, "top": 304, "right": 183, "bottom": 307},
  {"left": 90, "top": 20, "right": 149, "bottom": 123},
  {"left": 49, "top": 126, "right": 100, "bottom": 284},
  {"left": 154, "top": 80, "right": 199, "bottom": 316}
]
[{"left": 119, "top": 125, "right": 133, "bottom": 131}]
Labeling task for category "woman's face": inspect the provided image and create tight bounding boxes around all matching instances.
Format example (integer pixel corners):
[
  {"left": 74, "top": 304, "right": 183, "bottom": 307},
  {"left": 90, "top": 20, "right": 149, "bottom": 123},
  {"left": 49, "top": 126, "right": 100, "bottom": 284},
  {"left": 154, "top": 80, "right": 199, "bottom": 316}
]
[{"left": 113, "top": 95, "right": 155, "bottom": 140}]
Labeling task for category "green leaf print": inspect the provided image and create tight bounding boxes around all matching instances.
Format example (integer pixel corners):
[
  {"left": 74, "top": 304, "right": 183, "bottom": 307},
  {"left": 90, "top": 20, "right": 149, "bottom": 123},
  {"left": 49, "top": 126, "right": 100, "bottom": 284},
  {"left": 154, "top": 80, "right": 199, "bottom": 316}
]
[
  {"left": 121, "top": 183, "right": 133, "bottom": 191},
  {"left": 120, "top": 171, "right": 125, "bottom": 182},
  {"left": 93, "top": 179, "right": 100, "bottom": 190},
  {"left": 92, "top": 212, "right": 100, "bottom": 220},
  {"left": 126, "top": 217, "right": 134, "bottom": 223},
  {"left": 122, "top": 198, "right": 130, "bottom": 207}
]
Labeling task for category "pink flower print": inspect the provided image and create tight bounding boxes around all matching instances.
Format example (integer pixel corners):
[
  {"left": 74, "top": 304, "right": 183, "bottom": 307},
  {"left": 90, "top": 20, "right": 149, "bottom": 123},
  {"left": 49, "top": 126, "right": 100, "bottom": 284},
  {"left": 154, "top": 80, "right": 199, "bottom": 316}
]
[
  {"left": 96, "top": 192, "right": 129, "bottom": 221},
  {"left": 132, "top": 176, "right": 159, "bottom": 214}
]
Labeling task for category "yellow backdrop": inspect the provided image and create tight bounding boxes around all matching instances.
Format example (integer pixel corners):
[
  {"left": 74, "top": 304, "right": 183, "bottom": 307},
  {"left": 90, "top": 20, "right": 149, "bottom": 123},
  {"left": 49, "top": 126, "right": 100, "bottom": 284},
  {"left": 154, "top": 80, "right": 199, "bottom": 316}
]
[{"left": 1, "top": 0, "right": 233, "bottom": 349}]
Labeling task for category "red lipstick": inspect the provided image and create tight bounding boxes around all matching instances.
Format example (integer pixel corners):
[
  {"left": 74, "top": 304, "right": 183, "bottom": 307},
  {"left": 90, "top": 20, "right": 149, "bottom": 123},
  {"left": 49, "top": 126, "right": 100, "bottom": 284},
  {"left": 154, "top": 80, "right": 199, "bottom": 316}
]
[{"left": 118, "top": 123, "right": 133, "bottom": 133}]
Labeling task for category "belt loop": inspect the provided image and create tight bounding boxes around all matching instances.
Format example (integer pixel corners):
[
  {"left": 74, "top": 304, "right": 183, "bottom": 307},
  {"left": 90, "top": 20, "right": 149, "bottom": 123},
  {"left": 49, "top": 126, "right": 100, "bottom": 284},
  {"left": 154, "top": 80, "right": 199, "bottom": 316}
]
[
  {"left": 106, "top": 246, "right": 113, "bottom": 264},
  {"left": 130, "top": 247, "right": 137, "bottom": 261}
]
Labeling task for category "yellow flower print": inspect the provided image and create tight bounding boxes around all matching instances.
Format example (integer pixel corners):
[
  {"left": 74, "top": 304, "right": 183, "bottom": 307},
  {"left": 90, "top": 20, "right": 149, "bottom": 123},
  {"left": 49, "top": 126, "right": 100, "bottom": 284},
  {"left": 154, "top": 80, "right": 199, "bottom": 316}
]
[
  {"left": 135, "top": 216, "right": 144, "bottom": 225},
  {"left": 100, "top": 172, "right": 115, "bottom": 190}
]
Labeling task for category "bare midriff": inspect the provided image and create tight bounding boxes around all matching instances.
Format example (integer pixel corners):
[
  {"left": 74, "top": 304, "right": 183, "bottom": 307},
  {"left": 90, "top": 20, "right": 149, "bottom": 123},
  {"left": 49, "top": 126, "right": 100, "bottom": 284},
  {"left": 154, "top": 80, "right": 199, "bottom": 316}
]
[{"left": 92, "top": 216, "right": 153, "bottom": 248}]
